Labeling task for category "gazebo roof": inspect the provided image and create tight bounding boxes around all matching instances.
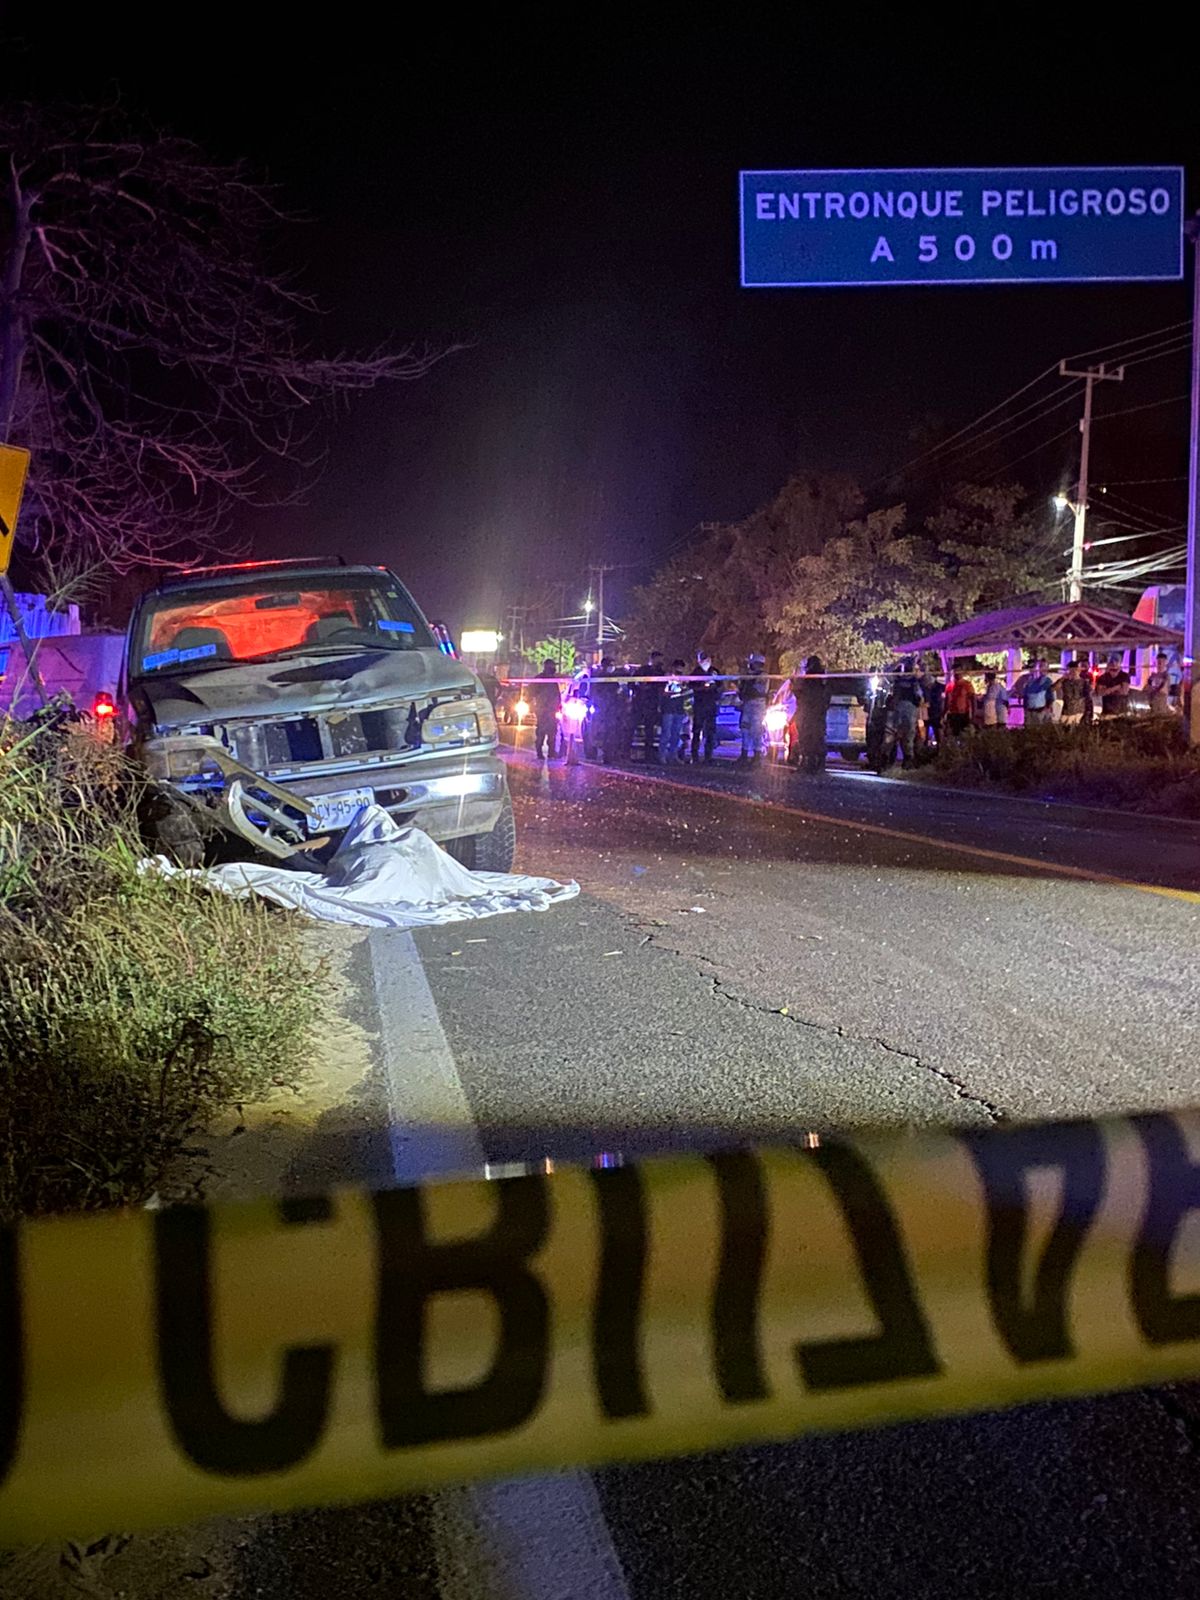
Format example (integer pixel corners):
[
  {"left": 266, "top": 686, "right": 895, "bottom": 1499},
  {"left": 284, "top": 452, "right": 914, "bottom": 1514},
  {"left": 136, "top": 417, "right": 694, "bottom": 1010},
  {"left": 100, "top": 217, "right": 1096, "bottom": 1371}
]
[{"left": 896, "top": 600, "right": 1184, "bottom": 658}]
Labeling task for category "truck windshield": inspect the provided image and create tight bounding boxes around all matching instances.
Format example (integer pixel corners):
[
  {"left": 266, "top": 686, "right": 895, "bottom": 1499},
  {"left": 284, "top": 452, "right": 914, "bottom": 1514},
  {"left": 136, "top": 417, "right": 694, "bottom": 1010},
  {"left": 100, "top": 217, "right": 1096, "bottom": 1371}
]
[{"left": 129, "top": 572, "right": 434, "bottom": 676}]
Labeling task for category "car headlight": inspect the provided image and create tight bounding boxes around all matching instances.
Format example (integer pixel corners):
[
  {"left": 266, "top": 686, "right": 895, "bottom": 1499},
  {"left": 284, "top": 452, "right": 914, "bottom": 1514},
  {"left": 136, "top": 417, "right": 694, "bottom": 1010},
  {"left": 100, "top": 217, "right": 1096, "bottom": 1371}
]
[{"left": 764, "top": 706, "right": 789, "bottom": 734}]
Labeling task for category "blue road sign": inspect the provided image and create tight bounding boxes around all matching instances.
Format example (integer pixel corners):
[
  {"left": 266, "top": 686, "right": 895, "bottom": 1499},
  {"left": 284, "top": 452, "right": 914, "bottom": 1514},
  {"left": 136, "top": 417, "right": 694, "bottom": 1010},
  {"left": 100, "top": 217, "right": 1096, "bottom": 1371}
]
[{"left": 740, "top": 167, "right": 1185, "bottom": 287}]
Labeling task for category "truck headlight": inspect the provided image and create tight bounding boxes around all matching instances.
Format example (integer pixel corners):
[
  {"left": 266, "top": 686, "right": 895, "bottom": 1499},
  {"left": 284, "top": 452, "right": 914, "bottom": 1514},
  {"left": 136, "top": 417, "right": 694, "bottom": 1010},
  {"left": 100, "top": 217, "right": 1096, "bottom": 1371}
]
[
  {"left": 474, "top": 699, "right": 498, "bottom": 740},
  {"left": 423, "top": 697, "right": 497, "bottom": 745}
]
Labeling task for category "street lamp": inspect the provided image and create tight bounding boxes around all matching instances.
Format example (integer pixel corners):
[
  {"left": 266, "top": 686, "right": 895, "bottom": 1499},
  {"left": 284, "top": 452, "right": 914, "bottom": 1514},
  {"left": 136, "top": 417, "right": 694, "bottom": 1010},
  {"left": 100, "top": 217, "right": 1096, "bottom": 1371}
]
[
  {"left": 582, "top": 598, "right": 594, "bottom": 615},
  {"left": 1052, "top": 494, "right": 1070, "bottom": 512}
]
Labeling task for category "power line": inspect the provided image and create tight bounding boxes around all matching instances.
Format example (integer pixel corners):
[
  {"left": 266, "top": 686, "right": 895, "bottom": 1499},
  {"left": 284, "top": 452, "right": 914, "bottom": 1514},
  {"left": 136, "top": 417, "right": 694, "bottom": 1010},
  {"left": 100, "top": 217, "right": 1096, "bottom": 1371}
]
[
  {"left": 1074, "top": 526, "right": 1186, "bottom": 552},
  {"left": 1100, "top": 475, "right": 1187, "bottom": 487},
  {"left": 981, "top": 392, "right": 1187, "bottom": 490},
  {"left": 1099, "top": 487, "right": 1183, "bottom": 528},
  {"left": 981, "top": 422, "right": 1079, "bottom": 484},
  {"left": 877, "top": 367, "right": 1065, "bottom": 484},
  {"left": 1062, "top": 318, "right": 1192, "bottom": 367},
  {"left": 946, "top": 386, "right": 1086, "bottom": 467},
  {"left": 1094, "top": 392, "right": 1190, "bottom": 422},
  {"left": 1114, "top": 336, "right": 1192, "bottom": 375},
  {"left": 954, "top": 335, "right": 1190, "bottom": 479},
  {"left": 875, "top": 319, "right": 1194, "bottom": 487}
]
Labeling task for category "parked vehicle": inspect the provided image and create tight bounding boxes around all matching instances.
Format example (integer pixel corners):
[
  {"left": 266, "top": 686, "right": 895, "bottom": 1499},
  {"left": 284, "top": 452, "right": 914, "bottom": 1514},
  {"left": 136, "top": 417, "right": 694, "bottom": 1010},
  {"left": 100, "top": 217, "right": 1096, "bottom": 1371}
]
[
  {"left": 767, "top": 677, "right": 871, "bottom": 763},
  {"left": 121, "top": 559, "right": 513, "bottom": 870}
]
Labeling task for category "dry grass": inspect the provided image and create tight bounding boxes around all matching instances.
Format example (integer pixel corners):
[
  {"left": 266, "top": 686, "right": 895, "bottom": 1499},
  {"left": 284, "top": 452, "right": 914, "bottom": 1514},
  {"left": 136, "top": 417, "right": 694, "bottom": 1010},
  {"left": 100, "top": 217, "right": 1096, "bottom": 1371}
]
[{"left": 0, "top": 716, "right": 324, "bottom": 1220}]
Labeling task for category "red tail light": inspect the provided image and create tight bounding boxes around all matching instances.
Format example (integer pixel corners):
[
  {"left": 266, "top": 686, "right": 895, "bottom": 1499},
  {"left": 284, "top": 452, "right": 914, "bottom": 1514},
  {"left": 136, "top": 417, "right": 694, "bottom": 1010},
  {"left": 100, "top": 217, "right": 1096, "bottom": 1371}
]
[{"left": 92, "top": 692, "right": 116, "bottom": 719}]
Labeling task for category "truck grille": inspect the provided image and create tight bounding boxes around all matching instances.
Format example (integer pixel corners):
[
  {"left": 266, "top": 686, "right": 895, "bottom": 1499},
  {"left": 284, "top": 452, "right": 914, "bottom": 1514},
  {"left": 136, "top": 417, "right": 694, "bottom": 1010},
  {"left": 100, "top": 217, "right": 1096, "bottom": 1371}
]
[
  {"left": 263, "top": 717, "right": 323, "bottom": 764},
  {"left": 223, "top": 698, "right": 477, "bottom": 772}
]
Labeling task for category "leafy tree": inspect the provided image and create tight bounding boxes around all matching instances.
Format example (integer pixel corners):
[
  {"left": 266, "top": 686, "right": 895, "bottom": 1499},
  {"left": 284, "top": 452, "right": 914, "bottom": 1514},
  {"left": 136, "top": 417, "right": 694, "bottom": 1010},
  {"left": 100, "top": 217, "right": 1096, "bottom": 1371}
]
[
  {"left": 522, "top": 635, "right": 576, "bottom": 673},
  {"left": 0, "top": 103, "right": 444, "bottom": 574},
  {"left": 767, "top": 487, "right": 1059, "bottom": 668},
  {"left": 627, "top": 473, "right": 864, "bottom": 666},
  {"left": 624, "top": 553, "right": 712, "bottom": 663},
  {"left": 636, "top": 475, "right": 1062, "bottom": 673},
  {"left": 767, "top": 506, "right": 916, "bottom": 667},
  {"left": 925, "top": 484, "right": 1061, "bottom": 616}
]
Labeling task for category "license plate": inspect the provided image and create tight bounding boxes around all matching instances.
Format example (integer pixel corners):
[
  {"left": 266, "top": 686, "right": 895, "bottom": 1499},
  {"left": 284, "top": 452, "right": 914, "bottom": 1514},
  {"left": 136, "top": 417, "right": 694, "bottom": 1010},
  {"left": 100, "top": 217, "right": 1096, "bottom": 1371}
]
[{"left": 308, "top": 786, "right": 373, "bottom": 833}]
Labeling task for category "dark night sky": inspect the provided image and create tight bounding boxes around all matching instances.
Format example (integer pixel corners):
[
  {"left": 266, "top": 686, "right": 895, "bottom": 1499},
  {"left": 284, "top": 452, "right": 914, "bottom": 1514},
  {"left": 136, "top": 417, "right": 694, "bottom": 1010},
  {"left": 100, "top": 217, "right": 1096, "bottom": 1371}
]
[{"left": 5, "top": 17, "right": 1196, "bottom": 630}]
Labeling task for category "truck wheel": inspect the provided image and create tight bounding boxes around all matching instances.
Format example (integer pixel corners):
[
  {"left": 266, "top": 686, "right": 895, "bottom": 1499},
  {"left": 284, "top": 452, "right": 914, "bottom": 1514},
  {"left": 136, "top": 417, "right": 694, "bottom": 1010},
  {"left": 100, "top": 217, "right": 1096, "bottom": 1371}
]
[
  {"left": 444, "top": 795, "right": 517, "bottom": 873},
  {"left": 140, "top": 788, "right": 207, "bottom": 869}
]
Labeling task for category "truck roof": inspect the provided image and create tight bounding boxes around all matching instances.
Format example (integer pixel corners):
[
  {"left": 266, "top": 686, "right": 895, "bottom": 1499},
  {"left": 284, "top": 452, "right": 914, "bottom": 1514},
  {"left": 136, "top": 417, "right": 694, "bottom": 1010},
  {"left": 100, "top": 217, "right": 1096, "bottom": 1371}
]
[{"left": 145, "top": 559, "right": 388, "bottom": 597}]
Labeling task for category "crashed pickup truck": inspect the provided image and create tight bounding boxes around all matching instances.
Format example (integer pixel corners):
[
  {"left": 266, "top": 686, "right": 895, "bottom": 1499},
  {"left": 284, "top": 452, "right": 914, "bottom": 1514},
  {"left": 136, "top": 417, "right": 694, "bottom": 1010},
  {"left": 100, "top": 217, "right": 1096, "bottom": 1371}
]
[{"left": 121, "top": 559, "right": 513, "bottom": 870}]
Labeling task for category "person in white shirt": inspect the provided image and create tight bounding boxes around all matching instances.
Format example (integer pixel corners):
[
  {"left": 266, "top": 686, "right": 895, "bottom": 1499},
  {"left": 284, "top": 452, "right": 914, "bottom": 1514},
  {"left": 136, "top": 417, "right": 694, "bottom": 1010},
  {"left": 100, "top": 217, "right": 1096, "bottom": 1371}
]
[{"left": 979, "top": 669, "right": 1009, "bottom": 727}]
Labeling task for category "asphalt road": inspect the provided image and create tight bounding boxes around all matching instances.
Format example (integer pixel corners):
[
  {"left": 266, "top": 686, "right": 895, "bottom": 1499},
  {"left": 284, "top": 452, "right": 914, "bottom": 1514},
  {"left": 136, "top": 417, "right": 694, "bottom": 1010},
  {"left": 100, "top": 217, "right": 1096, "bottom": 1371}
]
[
  {"left": 401, "top": 745, "right": 1200, "bottom": 1598},
  {"left": 17, "top": 748, "right": 1200, "bottom": 1598}
]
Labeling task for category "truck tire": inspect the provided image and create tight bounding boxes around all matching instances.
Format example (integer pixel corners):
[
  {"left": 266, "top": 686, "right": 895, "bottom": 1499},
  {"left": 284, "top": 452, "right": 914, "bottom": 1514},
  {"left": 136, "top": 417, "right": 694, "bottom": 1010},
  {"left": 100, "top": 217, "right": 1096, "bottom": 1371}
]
[
  {"left": 444, "top": 794, "right": 517, "bottom": 874},
  {"left": 140, "top": 788, "right": 207, "bottom": 869}
]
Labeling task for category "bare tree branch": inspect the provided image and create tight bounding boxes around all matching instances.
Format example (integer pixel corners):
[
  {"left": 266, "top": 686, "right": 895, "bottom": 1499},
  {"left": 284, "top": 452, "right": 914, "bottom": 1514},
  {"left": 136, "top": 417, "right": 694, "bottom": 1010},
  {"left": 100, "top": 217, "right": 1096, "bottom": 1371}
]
[{"left": 0, "top": 103, "right": 459, "bottom": 574}]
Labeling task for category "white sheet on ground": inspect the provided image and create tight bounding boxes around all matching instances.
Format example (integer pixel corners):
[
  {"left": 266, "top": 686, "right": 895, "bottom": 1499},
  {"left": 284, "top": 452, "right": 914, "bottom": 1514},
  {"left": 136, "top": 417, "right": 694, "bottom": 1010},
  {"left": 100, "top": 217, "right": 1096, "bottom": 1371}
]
[{"left": 143, "top": 804, "right": 579, "bottom": 929}]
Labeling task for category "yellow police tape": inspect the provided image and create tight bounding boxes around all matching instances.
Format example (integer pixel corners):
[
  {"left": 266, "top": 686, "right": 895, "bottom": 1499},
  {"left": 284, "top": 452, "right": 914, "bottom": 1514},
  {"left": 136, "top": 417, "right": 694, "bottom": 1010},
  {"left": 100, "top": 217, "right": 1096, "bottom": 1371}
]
[{"left": 3, "top": 1110, "right": 1200, "bottom": 1542}]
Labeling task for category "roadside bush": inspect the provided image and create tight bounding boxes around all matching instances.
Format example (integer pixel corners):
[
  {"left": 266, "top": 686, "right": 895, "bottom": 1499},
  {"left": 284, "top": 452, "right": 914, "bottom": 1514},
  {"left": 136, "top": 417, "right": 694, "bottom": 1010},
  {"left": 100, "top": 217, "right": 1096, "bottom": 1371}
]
[
  {"left": 920, "top": 718, "right": 1200, "bottom": 817},
  {"left": 0, "top": 717, "right": 323, "bottom": 1220}
]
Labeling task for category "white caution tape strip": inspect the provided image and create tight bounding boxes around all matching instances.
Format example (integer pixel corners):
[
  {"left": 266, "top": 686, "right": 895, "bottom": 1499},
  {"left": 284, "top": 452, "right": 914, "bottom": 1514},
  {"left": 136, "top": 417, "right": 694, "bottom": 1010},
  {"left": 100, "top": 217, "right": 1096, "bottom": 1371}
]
[{"left": 3, "top": 1111, "right": 1200, "bottom": 1543}]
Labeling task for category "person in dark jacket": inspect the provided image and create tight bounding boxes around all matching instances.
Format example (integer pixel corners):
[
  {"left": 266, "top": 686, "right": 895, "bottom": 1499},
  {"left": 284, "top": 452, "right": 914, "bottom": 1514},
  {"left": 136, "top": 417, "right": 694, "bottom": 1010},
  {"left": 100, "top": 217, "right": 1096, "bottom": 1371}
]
[
  {"left": 690, "top": 651, "right": 721, "bottom": 763},
  {"left": 632, "top": 650, "right": 665, "bottom": 761},
  {"left": 792, "top": 655, "right": 832, "bottom": 773},
  {"left": 658, "top": 660, "right": 692, "bottom": 764},
  {"left": 588, "top": 657, "right": 620, "bottom": 762},
  {"left": 528, "top": 660, "right": 561, "bottom": 760},
  {"left": 1055, "top": 658, "right": 1094, "bottom": 725},
  {"left": 920, "top": 668, "right": 945, "bottom": 747},
  {"left": 891, "top": 658, "right": 926, "bottom": 762},
  {"left": 735, "top": 652, "right": 769, "bottom": 767}
]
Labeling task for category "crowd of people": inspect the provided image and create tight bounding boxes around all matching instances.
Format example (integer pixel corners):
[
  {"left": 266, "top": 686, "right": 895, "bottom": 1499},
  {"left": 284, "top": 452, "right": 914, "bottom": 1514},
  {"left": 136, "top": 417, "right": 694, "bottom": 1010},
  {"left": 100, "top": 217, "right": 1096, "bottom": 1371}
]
[{"left": 506, "top": 645, "right": 1184, "bottom": 772}]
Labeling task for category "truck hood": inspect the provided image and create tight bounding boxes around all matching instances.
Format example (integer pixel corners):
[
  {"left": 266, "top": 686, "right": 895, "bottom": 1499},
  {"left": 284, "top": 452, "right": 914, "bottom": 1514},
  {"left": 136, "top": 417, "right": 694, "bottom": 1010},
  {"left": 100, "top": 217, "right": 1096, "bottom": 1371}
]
[{"left": 137, "top": 648, "right": 478, "bottom": 728}]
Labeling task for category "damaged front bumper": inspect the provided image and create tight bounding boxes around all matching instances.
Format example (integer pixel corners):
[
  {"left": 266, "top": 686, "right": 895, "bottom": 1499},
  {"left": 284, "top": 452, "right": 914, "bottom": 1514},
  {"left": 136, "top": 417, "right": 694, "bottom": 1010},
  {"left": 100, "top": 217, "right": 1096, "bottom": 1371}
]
[
  {"left": 141, "top": 736, "right": 317, "bottom": 859},
  {"left": 140, "top": 735, "right": 507, "bottom": 860}
]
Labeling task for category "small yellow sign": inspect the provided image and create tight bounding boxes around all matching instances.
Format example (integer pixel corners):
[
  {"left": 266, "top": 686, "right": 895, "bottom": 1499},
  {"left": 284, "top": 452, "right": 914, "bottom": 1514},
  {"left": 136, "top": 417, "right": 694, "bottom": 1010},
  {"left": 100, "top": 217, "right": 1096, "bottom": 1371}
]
[{"left": 0, "top": 443, "right": 31, "bottom": 575}]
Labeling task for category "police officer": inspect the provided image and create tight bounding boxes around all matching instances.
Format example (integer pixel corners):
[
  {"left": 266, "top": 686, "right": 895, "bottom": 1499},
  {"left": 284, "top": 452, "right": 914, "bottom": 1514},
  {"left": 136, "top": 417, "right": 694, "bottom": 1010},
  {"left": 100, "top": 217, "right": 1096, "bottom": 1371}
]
[
  {"left": 528, "top": 659, "right": 562, "bottom": 761},
  {"left": 632, "top": 650, "right": 665, "bottom": 762},
  {"left": 589, "top": 656, "right": 620, "bottom": 763},
  {"left": 690, "top": 651, "right": 721, "bottom": 763},
  {"left": 735, "top": 652, "right": 769, "bottom": 767}
]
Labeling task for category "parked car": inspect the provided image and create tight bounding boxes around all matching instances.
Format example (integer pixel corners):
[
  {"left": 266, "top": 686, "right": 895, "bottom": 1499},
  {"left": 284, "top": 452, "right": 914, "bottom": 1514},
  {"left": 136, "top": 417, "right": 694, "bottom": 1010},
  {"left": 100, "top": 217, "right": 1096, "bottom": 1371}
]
[
  {"left": 121, "top": 559, "right": 513, "bottom": 870},
  {"left": 766, "top": 676, "right": 871, "bottom": 762}
]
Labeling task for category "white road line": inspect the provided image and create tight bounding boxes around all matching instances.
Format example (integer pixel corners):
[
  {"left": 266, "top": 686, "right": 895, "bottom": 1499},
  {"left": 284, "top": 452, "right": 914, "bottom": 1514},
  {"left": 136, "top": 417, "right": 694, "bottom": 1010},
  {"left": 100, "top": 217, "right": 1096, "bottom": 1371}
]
[
  {"left": 367, "top": 928, "right": 632, "bottom": 1600},
  {"left": 369, "top": 928, "right": 485, "bottom": 1183},
  {"left": 432, "top": 1477, "right": 632, "bottom": 1600}
]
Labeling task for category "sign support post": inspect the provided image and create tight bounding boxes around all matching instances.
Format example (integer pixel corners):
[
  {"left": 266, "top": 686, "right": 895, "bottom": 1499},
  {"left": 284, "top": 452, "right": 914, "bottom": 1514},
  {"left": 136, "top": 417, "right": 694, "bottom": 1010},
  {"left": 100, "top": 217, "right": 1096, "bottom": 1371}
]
[
  {"left": 1184, "top": 216, "right": 1200, "bottom": 745},
  {"left": 0, "top": 441, "right": 46, "bottom": 710}
]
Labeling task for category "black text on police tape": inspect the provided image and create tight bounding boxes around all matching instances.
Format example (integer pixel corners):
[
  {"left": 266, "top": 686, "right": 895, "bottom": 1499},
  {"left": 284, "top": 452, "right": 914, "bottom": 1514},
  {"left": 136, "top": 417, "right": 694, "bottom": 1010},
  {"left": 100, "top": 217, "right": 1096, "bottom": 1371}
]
[{"left": 3, "top": 1117, "right": 1200, "bottom": 1482}]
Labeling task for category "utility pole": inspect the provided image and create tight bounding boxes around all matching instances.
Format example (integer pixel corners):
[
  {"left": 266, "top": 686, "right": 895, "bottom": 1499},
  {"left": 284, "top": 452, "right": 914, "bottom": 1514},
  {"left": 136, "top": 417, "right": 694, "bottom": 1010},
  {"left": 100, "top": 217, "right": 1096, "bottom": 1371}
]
[
  {"left": 1183, "top": 216, "right": 1200, "bottom": 745},
  {"left": 1058, "top": 358, "right": 1124, "bottom": 602},
  {"left": 588, "top": 562, "right": 614, "bottom": 652}
]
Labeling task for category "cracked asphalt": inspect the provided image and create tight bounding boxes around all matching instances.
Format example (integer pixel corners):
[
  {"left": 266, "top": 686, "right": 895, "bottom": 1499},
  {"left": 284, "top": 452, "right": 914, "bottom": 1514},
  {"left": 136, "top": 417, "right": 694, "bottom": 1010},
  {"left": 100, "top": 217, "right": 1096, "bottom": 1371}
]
[{"left": 407, "top": 750, "right": 1200, "bottom": 1598}]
